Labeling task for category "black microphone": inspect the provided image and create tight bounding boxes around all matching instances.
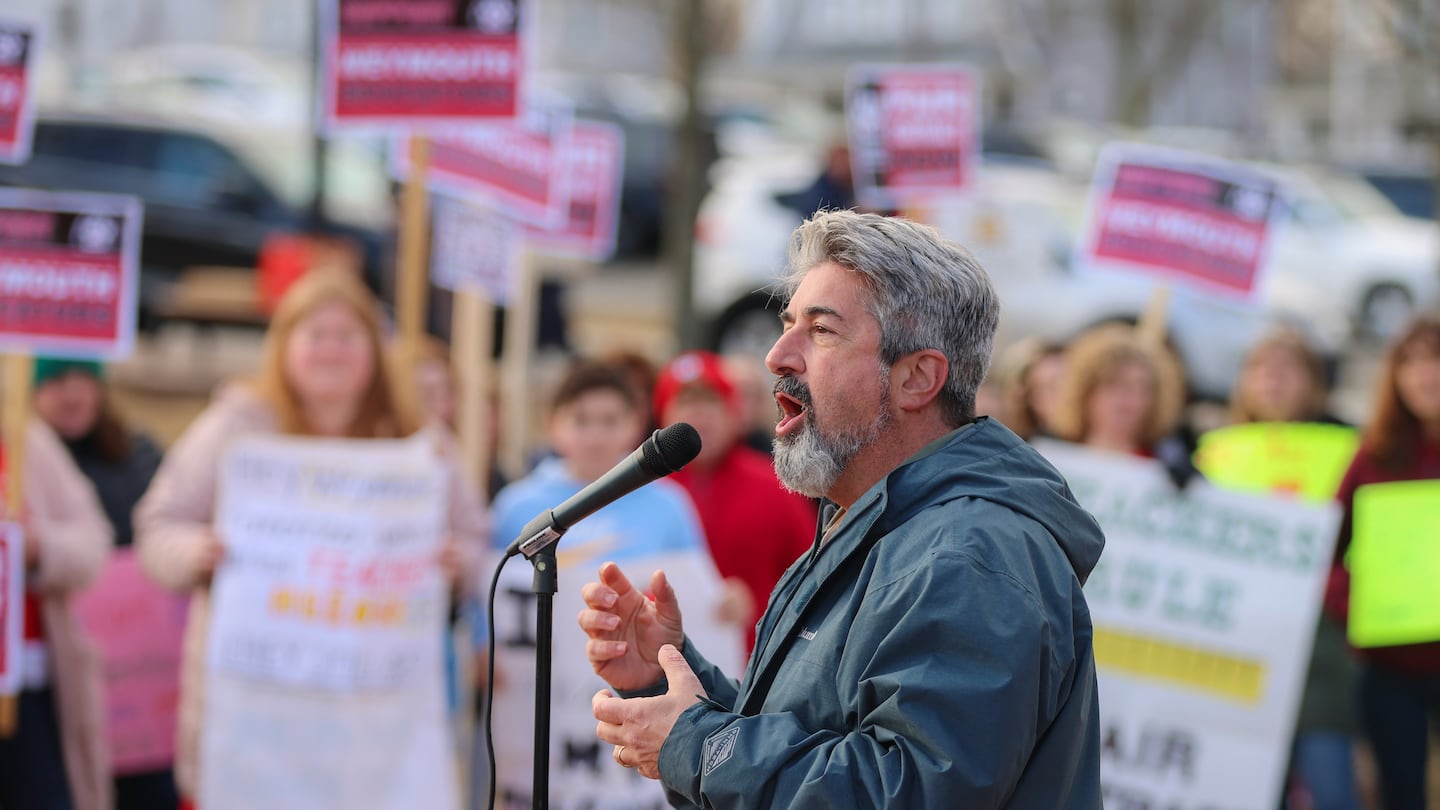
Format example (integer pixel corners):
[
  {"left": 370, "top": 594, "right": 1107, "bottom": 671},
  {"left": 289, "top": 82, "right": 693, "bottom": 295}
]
[{"left": 504, "top": 422, "right": 702, "bottom": 559}]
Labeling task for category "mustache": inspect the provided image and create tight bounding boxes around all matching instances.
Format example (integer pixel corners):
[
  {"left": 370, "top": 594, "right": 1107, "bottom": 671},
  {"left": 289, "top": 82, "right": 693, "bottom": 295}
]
[{"left": 773, "top": 375, "right": 812, "bottom": 410}]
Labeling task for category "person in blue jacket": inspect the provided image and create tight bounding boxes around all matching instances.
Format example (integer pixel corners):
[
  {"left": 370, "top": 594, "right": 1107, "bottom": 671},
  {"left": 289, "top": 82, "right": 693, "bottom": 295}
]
[{"left": 579, "top": 209, "right": 1107, "bottom": 808}]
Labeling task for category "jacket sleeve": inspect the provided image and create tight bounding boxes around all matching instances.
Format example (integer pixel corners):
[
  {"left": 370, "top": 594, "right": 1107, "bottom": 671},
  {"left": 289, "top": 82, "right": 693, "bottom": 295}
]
[
  {"left": 24, "top": 421, "right": 112, "bottom": 594},
  {"left": 133, "top": 398, "right": 237, "bottom": 592},
  {"left": 658, "top": 546, "right": 1059, "bottom": 809}
]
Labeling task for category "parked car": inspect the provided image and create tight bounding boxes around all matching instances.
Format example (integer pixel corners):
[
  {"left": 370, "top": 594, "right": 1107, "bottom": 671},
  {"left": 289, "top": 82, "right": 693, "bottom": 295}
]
[{"left": 0, "top": 111, "right": 386, "bottom": 326}]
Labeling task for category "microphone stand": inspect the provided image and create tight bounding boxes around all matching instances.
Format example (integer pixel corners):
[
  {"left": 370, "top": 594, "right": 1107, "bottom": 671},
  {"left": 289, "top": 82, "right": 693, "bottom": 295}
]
[{"left": 527, "top": 541, "right": 558, "bottom": 810}]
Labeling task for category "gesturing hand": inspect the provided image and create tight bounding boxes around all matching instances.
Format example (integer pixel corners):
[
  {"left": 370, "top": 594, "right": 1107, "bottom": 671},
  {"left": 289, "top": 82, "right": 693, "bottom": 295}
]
[
  {"left": 593, "top": 644, "right": 707, "bottom": 780},
  {"left": 577, "top": 562, "right": 685, "bottom": 692}
]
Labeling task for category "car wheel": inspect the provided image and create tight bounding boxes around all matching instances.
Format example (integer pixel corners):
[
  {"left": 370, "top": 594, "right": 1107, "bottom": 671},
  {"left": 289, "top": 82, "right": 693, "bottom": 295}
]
[
  {"left": 1359, "top": 284, "right": 1414, "bottom": 342},
  {"left": 713, "top": 296, "right": 783, "bottom": 358}
]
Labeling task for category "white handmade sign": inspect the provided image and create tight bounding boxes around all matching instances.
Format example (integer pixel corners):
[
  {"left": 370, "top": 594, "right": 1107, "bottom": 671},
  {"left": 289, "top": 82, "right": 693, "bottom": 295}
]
[
  {"left": 1036, "top": 440, "right": 1339, "bottom": 810},
  {"left": 201, "top": 434, "right": 457, "bottom": 810}
]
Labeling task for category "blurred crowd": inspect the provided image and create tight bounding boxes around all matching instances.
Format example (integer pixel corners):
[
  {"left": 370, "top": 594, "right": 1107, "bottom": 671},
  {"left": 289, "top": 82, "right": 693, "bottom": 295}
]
[{"left": 3, "top": 257, "right": 1439, "bottom": 810}]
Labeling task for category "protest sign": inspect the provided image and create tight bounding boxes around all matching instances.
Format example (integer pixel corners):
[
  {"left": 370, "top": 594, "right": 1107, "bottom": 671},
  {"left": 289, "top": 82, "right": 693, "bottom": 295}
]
[
  {"left": 320, "top": 0, "right": 525, "bottom": 131},
  {"left": 0, "top": 522, "right": 19, "bottom": 696},
  {"left": 395, "top": 96, "right": 572, "bottom": 227},
  {"left": 1077, "top": 145, "right": 1284, "bottom": 300},
  {"left": 1194, "top": 422, "right": 1359, "bottom": 502},
  {"left": 0, "top": 18, "right": 37, "bottom": 166},
  {"left": 71, "top": 549, "right": 188, "bottom": 774},
  {"left": 488, "top": 489, "right": 744, "bottom": 810},
  {"left": 430, "top": 194, "right": 521, "bottom": 303},
  {"left": 1348, "top": 480, "right": 1440, "bottom": 648},
  {"left": 0, "top": 188, "right": 141, "bottom": 359},
  {"left": 1036, "top": 440, "right": 1338, "bottom": 810},
  {"left": 526, "top": 120, "right": 625, "bottom": 261},
  {"left": 201, "top": 434, "right": 457, "bottom": 810},
  {"left": 846, "top": 64, "right": 980, "bottom": 209}
]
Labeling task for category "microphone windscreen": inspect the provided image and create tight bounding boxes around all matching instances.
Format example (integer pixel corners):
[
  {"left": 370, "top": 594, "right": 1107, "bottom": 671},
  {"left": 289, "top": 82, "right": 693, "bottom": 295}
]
[{"left": 643, "top": 422, "right": 702, "bottom": 475}]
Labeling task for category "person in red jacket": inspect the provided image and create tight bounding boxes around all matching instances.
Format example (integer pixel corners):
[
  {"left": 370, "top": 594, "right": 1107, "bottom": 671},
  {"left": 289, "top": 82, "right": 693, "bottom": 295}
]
[
  {"left": 1325, "top": 313, "right": 1440, "bottom": 810},
  {"left": 653, "top": 351, "right": 817, "bottom": 654}
]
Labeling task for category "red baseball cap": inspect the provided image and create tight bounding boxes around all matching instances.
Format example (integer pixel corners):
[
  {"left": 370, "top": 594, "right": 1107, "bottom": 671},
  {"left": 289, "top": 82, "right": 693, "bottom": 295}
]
[{"left": 653, "top": 351, "right": 738, "bottom": 420}]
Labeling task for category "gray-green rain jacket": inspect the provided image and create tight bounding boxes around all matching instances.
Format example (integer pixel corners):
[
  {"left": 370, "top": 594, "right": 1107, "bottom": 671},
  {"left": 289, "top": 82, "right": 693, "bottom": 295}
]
[{"left": 652, "top": 417, "right": 1106, "bottom": 808}]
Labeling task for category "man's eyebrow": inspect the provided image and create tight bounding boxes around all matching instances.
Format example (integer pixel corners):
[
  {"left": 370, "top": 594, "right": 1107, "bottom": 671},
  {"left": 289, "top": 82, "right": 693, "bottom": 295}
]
[
  {"left": 803, "top": 305, "right": 845, "bottom": 320},
  {"left": 779, "top": 304, "right": 845, "bottom": 325}
]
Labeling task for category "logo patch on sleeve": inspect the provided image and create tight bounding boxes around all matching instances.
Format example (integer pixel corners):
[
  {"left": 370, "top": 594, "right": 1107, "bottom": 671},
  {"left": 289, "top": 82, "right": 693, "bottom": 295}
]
[{"left": 701, "top": 727, "right": 740, "bottom": 776}]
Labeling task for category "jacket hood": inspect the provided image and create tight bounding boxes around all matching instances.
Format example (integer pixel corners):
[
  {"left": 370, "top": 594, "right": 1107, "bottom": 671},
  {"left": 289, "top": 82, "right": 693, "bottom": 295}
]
[{"left": 866, "top": 417, "right": 1105, "bottom": 583}]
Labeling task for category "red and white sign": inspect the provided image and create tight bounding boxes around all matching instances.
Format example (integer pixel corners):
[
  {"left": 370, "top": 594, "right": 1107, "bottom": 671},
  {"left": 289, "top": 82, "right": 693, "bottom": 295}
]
[
  {"left": 1079, "top": 145, "right": 1284, "bottom": 300},
  {"left": 72, "top": 550, "right": 189, "bottom": 774},
  {"left": 0, "top": 19, "right": 38, "bottom": 165},
  {"left": 430, "top": 194, "right": 521, "bottom": 303},
  {"left": 0, "top": 189, "right": 142, "bottom": 359},
  {"left": 0, "top": 522, "right": 21, "bottom": 696},
  {"left": 395, "top": 98, "right": 572, "bottom": 227},
  {"left": 320, "top": 0, "right": 526, "bottom": 131},
  {"left": 526, "top": 120, "right": 625, "bottom": 261},
  {"left": 847, "top": 64, "right": 980, "bottom": 208}
]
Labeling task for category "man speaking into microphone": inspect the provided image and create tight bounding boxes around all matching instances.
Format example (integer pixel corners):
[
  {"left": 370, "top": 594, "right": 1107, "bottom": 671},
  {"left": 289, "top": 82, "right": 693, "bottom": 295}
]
[{"left": 579, "top": 210, "right": 1106, "bottom": 808}]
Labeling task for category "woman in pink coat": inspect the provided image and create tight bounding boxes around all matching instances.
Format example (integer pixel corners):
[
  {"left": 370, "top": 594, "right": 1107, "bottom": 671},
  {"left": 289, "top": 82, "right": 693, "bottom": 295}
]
[
  {"left": 0, "top": 420, "right": 113, "bottom": 810},
  {"left": 134, "top": 271, "right": 486, "bottom": 806}
]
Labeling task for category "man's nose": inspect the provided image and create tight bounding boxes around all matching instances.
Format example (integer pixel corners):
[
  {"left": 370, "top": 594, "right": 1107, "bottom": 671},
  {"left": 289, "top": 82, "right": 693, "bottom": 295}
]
[{"left": 765, "top": 326, "right": 800, "bottom": 378}]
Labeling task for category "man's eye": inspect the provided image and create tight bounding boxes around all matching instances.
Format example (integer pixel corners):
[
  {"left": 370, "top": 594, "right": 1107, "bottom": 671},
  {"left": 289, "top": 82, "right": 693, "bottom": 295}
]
[{"left": 812, "top": 324, "right": 831, "bottom": 335}]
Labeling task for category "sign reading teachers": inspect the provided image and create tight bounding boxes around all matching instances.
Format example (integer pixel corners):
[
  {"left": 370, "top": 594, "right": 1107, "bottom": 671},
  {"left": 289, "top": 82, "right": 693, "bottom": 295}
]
[
  {"left": 1036, "top": 440, "right": 1339, "bottom": 810},
  {"left": 202, "top": 435, "right": 456, "bottom": 810}
]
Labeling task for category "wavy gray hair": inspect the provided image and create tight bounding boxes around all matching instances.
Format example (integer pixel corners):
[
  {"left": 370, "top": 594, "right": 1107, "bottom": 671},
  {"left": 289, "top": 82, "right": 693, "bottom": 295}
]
[{"left": 780, "top": 210, "right": 999, "bottom": 426}]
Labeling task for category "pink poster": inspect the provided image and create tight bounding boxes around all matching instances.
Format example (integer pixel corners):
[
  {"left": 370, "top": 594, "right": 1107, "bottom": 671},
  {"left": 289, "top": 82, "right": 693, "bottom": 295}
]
[{"left": 72, "top": 549, "right": 188, "bottom": 774}]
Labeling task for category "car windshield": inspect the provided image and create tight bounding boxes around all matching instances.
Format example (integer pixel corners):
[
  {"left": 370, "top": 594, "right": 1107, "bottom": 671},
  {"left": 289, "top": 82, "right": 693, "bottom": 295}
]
[{"left": 1304, "top": 170, "right": 1404, "bottom": 221}]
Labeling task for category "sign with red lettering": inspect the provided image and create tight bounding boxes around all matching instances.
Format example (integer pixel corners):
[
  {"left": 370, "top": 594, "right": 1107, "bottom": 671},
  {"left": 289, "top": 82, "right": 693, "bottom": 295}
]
[
  {"left": 394, "top": 97, "right": 572, "bottom": 227},
  {"left": 0, "top": 19, "right": 37, "bottom": 165},
  {"left": 847, "top": 64, "right": 980, "bottom": 208},
  {"left": 0, "top": 522, "right": 21, "bottom": 696},
  {"left": 1079, "top": 145, "right": 1284, "bottom": 300},
  {"left": 320, "top": 0, "right": 525, "bottom": 131},
  {"left": 0, "top": 189, "right": 142, "bottom": 359},
  {"left": 526, "top": 120, "right": 625, "bottom": 261}
]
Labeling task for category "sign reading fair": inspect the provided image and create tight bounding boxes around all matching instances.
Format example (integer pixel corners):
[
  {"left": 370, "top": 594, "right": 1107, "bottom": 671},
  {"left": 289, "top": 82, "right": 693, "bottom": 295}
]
[
  {"left": 321, "top": 0, "right": 524, "bottom": 130},
  {"left": 847, "top": 64, "right": 980, "bottom": 208},
  {"left": 0, "top": 189, "right": 141, "bottom": 359},
  {"left": 526, "top": 120, "right": 625, "bottom": 261},
  {"left": 0, "top": 18, "right": 37, "bottom": 165},
  {"left": 1080, "top": 145, "right": 1284, "bottom": 299},
  {"left": 1036, "top": 440, "right": 1338, "bottom": 810}
]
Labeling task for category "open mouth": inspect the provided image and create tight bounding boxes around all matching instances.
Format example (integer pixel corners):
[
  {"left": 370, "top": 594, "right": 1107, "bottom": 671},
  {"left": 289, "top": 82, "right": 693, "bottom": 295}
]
[{"left": 774, "top": 389, "right": 808, "bottom": 438}]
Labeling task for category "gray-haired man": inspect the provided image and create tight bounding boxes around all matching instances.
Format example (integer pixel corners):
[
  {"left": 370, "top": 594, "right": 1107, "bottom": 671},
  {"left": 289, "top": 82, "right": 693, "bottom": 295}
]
[{"left": 580, "top": 210, "right": 1105, "bottom": 808}]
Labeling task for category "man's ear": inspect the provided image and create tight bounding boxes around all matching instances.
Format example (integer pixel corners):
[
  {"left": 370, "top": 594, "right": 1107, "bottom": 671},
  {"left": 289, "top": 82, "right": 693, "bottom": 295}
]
[{"left": 891, "top": 349, "right": 949, "bottom": 413}]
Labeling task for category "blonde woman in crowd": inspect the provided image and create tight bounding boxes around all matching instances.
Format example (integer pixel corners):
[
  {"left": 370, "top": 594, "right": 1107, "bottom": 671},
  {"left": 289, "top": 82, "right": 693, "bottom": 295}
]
[
  {"left": 134, "top": 271, "right": 486, "bottom": 808},
  {"left": 1051, "top": 323, "right": 1197, "bottom": 485},
  {"left": 1220, "top": 329, "right": 1359, "bottom": 810},
  {"left": 1230, "top": 329, "right": 1343, "bottom": 427}
]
